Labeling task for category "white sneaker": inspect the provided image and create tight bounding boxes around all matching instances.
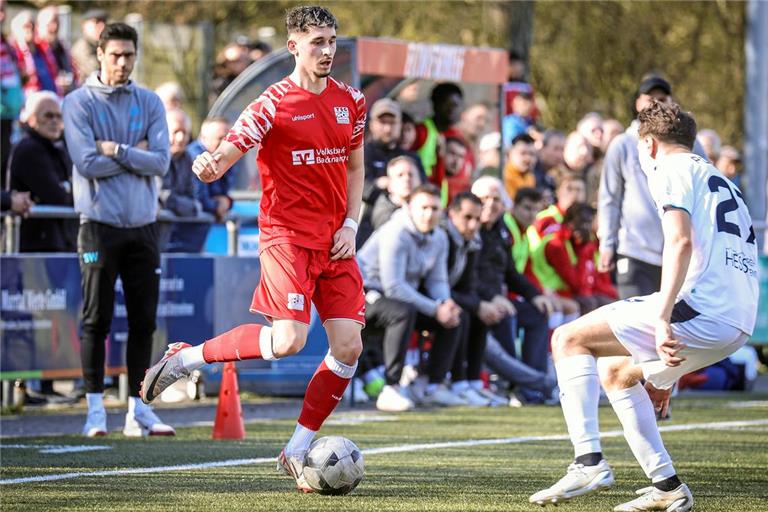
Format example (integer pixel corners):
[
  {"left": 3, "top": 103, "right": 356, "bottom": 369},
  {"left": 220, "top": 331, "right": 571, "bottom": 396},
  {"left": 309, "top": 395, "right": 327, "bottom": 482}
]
[
  {"left": 422, "top": 385, "right": 468, "bottom": 407},
  {"left": 82, "top": 407, "right": 108, "bottom": 437},
  {"left": 475, "top": 387, "right": 509, "bottom": 407},
  {"left": 456, "top": 387, "right": 490, "bottom": 407},
  {"left": 529, "top": 459, "right": 614, "bottom": 506},
  {"left": 613, "top": 484, "right": 694, "bottom": 512},
  {"left": 376, "top": 384, "right": 415, "bottom": 412},
  {"left": 123, "top": 403, "right": 176, "bottom": 437}
]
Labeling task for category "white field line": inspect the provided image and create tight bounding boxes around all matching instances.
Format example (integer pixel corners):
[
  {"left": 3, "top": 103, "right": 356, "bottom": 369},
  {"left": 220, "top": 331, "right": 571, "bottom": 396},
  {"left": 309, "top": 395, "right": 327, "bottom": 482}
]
[
  {"left": 2, "top": 445, "right": 112, "bottom": 454},
  {"left": 2, "top": 418, "right": 767, "bottom": 486}
]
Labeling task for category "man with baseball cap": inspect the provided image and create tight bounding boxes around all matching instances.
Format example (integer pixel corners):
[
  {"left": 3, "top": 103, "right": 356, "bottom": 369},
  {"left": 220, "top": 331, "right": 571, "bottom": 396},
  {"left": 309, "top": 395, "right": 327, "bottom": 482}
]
[
  {"left": 597, "top": 75, "right": 706, "bottom": 299},
  {"left": 359, "top": 97, "right": 425, "bottom": 245}
]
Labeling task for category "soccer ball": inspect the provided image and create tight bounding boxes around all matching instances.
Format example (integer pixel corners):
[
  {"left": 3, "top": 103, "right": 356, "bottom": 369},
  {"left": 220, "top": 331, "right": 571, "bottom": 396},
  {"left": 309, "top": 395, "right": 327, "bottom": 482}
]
[{"left": 302, "top": 436, "right": 364, "bottom": 495}]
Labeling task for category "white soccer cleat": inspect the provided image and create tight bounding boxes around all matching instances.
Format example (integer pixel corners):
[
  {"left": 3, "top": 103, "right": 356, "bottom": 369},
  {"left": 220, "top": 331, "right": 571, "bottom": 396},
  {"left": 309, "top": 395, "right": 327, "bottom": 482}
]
[
  {"left": 422, "top": 384, "right": 468, "bottom": 407},
  {"left": 376, "top": 384, "right": 415, "bottom": 412},
  {"left": 123, "top": 403, "right": 176, "bottom": 437},
  {"left": 613, "top": 484, "right": 694, "bottom": 512},
  {"left": 277, "top": 449, "right": 315, "bottom": 493},
  {"left": 141, "top": 342, "right": 192, "bottom": 404},
  {"left": 82, "top": 407, "right": 108, "bottom": 437},
  {"left": 529, "top": 459, "right": 614, "bottom": 506}
]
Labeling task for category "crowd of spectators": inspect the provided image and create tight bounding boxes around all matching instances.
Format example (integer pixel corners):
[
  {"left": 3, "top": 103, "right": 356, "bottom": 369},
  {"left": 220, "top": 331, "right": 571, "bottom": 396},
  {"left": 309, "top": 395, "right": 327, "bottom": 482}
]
[
  {"left": 0, "top": 3, "right": 272, "bottom": 255},
  {"left": 0, "top": 2, "right": 755, "bottom": 407},
  {"left": 351, "top": 70, "right": 751, "bottom": 410}
]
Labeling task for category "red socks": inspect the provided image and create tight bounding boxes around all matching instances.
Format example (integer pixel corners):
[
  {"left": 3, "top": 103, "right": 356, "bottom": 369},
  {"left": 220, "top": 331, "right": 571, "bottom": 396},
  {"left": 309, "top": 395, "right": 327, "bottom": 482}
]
[
  {"left": 298, "top": 353, "right": 356, "bottom": 431},
  {"left": 203, "top": 324, "right": 265, "bottom": 363}
]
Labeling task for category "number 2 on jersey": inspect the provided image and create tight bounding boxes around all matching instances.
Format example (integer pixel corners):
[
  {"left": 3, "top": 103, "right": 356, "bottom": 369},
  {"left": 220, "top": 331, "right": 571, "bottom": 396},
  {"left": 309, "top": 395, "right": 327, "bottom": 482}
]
[{"left": 708, "top": 175, "right": 756, "bottom": 244}]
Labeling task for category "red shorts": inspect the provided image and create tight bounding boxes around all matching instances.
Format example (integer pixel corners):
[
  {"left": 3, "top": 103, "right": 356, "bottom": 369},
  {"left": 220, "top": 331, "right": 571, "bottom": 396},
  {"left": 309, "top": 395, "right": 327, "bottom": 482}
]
[{"left": 250, "top": 243, "right": 366, "bottom": 326}]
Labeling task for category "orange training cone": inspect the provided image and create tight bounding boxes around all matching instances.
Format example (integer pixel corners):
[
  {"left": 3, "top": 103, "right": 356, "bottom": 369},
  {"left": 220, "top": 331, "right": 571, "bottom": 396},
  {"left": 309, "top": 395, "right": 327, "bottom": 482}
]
[{"left": 212, "top": 362, "right": 246, "bottom": 440}]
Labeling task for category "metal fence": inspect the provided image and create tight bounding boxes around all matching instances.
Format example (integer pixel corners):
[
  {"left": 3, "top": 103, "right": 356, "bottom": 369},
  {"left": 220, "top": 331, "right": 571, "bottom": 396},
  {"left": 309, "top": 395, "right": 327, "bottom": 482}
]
[{"left": 1, "top": 205, "right": 254, "bottom": 256}]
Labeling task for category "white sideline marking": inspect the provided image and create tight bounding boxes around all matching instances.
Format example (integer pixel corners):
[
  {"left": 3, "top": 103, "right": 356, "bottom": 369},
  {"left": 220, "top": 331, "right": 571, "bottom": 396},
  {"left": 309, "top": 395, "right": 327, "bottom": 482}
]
[
  {"left": 2, "top": 445, "right": 112, "bottom": 454},
  {"left": 2, "top": 418, "right": 766, "bottom": 486}
]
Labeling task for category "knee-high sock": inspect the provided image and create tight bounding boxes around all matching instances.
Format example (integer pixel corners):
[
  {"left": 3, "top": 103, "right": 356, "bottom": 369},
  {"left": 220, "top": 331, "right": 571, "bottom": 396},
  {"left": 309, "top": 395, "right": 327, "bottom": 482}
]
[
  {"left": 607, "top": 383, "right": 676, "bottom": 482},
  {"left": 556, "top": 354, "right": 602, "bottom": 458},
  {"left": 297, "top": 351, "right": 357, "bottom": 432},
  {"left": 202, "top": 324, "right": 275, "bottom": 363}
]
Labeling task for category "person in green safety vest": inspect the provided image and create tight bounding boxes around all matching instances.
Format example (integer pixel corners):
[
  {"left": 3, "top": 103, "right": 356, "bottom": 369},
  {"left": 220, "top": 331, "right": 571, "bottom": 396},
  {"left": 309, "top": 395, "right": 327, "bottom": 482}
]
[
  {"left": 534, "top": 169, "right": 586, "bottom": 236},
  {"left": 410, "top": 82, "right": 471, "bottom": 206},
  {"left": 504, "top": 187, "right": 580, "bottom": 328},
  {"left": 532, "top": 202, "right": 614, "bottom": 315}
]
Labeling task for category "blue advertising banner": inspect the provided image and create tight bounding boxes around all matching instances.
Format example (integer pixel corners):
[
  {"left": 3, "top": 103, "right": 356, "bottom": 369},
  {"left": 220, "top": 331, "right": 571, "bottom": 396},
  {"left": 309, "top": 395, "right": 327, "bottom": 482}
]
[
  {"left": 1, "top": 255, "right": 328, "bottom": 392},
  {"left": 0, "top": 255, "right": 215, "bottom": 379}
]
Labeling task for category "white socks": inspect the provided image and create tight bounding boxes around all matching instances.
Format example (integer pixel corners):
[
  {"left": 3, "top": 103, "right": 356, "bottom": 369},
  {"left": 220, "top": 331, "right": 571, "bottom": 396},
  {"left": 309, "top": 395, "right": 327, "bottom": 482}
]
[
  {"left": 180, "top": 344, "right": 206, "bottom": 370},
  {"left": 284, "top": 423, "right": 316, "bottom": 457},
  {"left": 556, "top": 354, "right": 602, "bottom": 457},
  {"left": 259, "top": 326, "right": 276, "bottom": 361},
  {"left": 606, "top": 383, "right": 676, "bottom": 482},
  {"left": 86, "top": 392, "right": 104, "bottom": 411}
]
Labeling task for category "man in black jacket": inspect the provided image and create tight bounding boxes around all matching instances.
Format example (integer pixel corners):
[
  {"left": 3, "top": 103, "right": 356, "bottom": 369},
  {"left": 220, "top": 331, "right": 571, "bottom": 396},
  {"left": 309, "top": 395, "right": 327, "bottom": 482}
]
[
  {"left": 9, "top": 90, "right": 75, "bottom": 252},
  {"left": 470, "top": 176, "right": 557, "bottom": 403},
  {"left": 444, "top": 191, "right": 505, "bottom": 406},
  {"left": 358, "top": 98, "right": 426, "bottom": 246}
]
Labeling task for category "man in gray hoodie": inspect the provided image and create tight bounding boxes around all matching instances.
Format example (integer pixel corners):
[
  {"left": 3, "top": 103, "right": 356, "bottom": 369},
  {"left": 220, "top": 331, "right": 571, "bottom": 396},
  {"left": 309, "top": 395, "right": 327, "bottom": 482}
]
[
  {"left": 597, "top": 76, "right": 705, "bottom": 298},
  {"left": 358, "top": 183, "right": 465, "bottom": 408},
  {"left": 63, "top": 23, "right": 172, "bottom": 438}
]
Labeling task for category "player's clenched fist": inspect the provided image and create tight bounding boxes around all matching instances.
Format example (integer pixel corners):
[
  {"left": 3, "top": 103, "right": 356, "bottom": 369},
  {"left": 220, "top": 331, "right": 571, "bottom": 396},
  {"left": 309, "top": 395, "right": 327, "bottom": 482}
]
[{"left": 192, "top": 151, "right": 223, "bottom": 183}]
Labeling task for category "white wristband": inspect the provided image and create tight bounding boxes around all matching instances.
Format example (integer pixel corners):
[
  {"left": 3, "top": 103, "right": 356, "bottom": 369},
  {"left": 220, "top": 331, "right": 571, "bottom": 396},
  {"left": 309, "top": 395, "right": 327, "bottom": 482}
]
[{"left": 343, "top": 217, "right": 359, "bottom": 233}]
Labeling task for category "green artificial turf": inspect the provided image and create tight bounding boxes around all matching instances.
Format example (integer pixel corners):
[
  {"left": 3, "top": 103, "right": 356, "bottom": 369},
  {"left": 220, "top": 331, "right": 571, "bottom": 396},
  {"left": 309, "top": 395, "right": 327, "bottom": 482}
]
[{"left": 1, "top": 394, "right": 766, "bottom": 511}]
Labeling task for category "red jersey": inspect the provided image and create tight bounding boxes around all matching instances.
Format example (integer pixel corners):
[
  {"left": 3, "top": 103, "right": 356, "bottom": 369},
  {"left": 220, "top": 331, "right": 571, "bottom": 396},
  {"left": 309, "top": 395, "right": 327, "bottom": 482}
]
[{"left": 225, "top": 77, "right": 366, "bottom": 251}]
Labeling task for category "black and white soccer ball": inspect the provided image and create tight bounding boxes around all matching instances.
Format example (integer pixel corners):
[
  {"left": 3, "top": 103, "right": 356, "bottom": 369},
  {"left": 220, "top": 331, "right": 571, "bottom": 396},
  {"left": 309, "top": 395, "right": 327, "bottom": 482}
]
[{"left": 303, "top": 436, "right": 364, "bottom": 495}]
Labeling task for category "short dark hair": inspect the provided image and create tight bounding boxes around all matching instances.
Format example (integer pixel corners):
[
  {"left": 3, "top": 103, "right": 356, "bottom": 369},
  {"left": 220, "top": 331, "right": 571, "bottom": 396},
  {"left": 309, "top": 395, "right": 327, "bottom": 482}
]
[
  {"left": 637, "top": 100, "right": 697, "bottom": 149},
  {"left": 409, "top": 183, "right": 441, "bottom": 202},
  {"left": 564, "top": 203, "right": 595, "bottom": 226},
  {"left": 511, "top": 133, "right": 535, "bottom": 147},
  {"left": 449, "top": 191, "right": 482, "bottom": 211},
  {"left": 445, "top": 136, "right": 467, "bottom": 148},
  {"left": 430, "top": 82, "right": 463, "bottom": 105},
  {"left": 285, "top": 5, "right": 338, "bottom": 34},
  {"left": 514, "top": 187, "right": 542, "bottom": 205},
  {"left": 98, "top": 23, "right": 137, "bottom": 51}
]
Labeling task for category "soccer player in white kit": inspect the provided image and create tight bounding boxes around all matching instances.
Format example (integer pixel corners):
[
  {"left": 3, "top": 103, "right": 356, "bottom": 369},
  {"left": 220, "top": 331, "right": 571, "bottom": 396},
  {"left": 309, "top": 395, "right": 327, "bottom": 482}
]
[{"left": 529, "top": 100, "right": 759, "bottom": 511}]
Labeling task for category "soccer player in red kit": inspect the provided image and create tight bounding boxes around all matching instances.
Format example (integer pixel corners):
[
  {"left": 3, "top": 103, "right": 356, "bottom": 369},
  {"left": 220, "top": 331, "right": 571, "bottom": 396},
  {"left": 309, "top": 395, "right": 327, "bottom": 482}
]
[{"left": 140, "top": 5, "right": 366, "bottom": 492}]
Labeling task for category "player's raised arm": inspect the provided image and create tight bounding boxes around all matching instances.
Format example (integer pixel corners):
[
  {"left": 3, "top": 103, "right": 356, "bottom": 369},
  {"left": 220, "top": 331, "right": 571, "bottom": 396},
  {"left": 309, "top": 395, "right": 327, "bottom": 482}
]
[{"left": 191, "top": 139, "right": 249, "bottom": 184}]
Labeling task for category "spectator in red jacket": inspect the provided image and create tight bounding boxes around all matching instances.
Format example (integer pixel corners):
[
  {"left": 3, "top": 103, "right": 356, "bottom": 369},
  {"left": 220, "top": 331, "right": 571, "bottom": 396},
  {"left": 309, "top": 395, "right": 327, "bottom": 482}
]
[{"left": 537, "top": 203, "right": 613, "bottom": 314}]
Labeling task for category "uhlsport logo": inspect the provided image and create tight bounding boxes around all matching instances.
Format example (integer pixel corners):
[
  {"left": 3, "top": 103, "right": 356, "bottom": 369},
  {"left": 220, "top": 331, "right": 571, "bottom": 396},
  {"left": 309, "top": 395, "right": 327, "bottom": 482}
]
[
  {"left": 292, "top": 149, "right": 315, "bottom": 166},
  {"left": 334, "top": 106, "right": 350, "bottom": 125}
]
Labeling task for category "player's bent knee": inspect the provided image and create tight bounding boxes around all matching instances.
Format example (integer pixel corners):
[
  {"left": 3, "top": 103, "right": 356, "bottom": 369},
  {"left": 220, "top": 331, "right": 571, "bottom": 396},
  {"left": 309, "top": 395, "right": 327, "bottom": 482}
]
[
  {"left": 332, "top": 335, "right": 362, "bottom": 365},
  {"left": 271, "top": 326, "right": 308, "bottom": 358},
  {"left": 551, "top": 324, "right": 585, "bottom": 361},
  {"left": 598, "top": 357, "right": 641, "bottom": 391}
]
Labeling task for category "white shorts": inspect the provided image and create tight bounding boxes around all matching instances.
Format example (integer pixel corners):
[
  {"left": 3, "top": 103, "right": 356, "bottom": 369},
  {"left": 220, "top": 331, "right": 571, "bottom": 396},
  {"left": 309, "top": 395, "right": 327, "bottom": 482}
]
[{"left": 603, "top": 293, "right": 749, "bottom": 390}]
